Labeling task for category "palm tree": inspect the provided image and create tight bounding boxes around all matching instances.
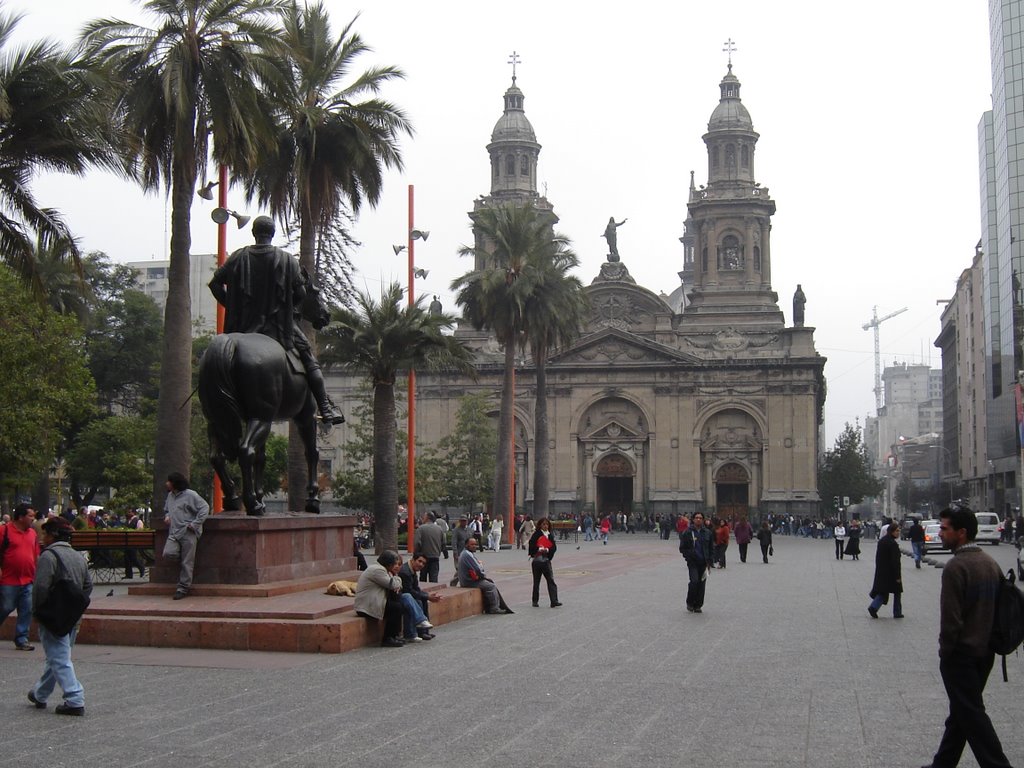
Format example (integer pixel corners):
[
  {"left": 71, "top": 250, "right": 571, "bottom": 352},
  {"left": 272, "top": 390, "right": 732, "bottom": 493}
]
[
  {"left": 524, "top": 248, "right": 588, "bottom": 517},
  {"left": 243, "top": 2, "right": 411, "bottom": 510},
  {"left": 0, "top": 11, "right": 122, "bottom": 299},
  {"left": 452, "top": 202, "right": 580, "bottom": 528},
  {"left": 81, "top": 0, "right": 287, "bottom": 513},
  {"left": 320, "top": 282, "right": 474, "bottom": 552}
]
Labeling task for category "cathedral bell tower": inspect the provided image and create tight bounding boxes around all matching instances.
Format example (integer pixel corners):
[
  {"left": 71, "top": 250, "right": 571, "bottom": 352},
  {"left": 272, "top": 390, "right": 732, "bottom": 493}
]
[
  {"left": 683, "top": 64, "right": 783, "bottom": 329},
  {"left": 469, "top": 70, "right": 556, "bottom": 272}
]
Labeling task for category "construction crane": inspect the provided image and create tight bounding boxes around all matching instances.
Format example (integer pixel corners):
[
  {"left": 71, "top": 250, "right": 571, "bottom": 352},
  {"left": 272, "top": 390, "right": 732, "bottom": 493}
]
[{"left": 862, "top": 305, "right": 908, "bottom": 412}]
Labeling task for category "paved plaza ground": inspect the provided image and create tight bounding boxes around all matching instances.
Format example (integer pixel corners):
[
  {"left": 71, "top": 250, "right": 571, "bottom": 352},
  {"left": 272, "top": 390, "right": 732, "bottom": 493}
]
[{"left": 0, "top": 531, "right": 1021, "bottom": 768}]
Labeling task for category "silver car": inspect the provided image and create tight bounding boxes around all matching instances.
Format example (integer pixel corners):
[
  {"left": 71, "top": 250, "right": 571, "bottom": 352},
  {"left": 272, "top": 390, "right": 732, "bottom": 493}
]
[{"left": 922, "top": 522, "right": 949, "bottom": 553}]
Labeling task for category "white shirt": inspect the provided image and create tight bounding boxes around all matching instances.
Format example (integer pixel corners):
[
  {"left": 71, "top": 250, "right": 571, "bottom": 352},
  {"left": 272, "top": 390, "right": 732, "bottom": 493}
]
[{"left": 834, "top": 525, "right": 846, "bottom": 540}]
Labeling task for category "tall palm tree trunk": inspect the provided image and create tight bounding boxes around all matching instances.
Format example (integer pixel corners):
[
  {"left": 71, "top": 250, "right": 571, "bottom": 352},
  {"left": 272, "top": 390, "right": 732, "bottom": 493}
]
[
  {"left": 151, "top": 148, "right": 196, "bottom": 515},
  {"left": 533, "top": 344, "right": 550, "bottom": 519},
  {"left": 373, "top": 380, "right": 398, "bottom": 553},
  {"left": 287, "top": 206, "right": 319, "bottom": 511},
  {"left": 493, "top": 342, "right": 515, "bottom": 530}
]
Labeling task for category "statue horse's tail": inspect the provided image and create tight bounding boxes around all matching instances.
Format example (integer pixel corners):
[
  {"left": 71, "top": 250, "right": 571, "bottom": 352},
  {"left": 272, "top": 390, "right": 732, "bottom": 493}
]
[{"left": 198, "top": 334, "right": 244, "bottom": 462}]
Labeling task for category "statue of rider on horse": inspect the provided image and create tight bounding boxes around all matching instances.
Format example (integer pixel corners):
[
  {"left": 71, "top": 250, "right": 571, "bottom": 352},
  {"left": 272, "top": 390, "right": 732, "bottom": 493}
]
[{"left": 199, "top": 215, "right": 342, "bottom": 516}]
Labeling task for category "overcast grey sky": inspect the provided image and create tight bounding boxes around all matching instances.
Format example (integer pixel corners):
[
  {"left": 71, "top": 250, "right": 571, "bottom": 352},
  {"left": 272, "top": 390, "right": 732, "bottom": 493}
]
[{"left": 14, "top": 1, "right": 992, "bottom": 447}]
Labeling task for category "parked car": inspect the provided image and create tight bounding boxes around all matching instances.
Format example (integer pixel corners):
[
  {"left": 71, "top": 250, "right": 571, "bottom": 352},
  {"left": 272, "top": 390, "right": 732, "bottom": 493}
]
[
  {"left": 901, "top": 514, "right": 926, "bottom": 541},
  {"left": 975, "top": 512, "right": 1001, "bottom": 545},
  {"left": 922, "top": 522, "right": 948, "bottom": 553}
]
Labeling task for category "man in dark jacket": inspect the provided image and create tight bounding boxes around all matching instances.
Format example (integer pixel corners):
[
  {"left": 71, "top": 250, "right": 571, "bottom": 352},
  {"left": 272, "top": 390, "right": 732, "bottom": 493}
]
[
  {"left": 909, "top": 519, "right": 926, "bottom": 569},
  {"left": 922, "top": 505, "right": 1012, "bottom": 768},
  {"left": 398, "top": 554, "right": 439, "bottom": 641},
  {"left": 680, "top": 512, "right": 714, "bottom": 613},
  {"left": 449, "top": 517, "right": 472, "bottom": 587},
  {"left": 28, "top": 517, "right": 92, "bottom": 715},
  {"left": 869, "top": 521, "right": 903, "bottom": 618}
]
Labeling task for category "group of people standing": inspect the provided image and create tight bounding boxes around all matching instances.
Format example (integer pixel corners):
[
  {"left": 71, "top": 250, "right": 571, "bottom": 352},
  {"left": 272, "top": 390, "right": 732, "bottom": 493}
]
[{"left": 831, "top": 520, "right": 863, "bottom": 560}]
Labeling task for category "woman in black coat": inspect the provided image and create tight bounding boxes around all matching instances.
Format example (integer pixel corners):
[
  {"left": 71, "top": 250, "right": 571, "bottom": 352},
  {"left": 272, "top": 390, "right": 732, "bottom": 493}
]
[
  {"left": 868, "top": 524, "right": 903, "bottom": 618},
  {"left": 528, "top": 518, "right": 562, "bottom": 608}
]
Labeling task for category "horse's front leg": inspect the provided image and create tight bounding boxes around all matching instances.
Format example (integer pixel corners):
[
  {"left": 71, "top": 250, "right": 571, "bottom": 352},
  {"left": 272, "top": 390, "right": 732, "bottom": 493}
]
[
  {"left": 294, "top": 397, "right": 321, "bottom": 514},
  {"left": 239, "top": 418, "right": 273, "bottom": 516}
]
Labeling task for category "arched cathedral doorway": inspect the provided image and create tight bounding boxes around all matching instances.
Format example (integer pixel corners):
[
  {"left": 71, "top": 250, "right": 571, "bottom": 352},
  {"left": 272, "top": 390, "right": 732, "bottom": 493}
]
[
  {"left": 595, "top": 453, "right": 633, "bottom": 516},
  {"left": 715, "top": 463, "right": 749, "bottom": 520}
]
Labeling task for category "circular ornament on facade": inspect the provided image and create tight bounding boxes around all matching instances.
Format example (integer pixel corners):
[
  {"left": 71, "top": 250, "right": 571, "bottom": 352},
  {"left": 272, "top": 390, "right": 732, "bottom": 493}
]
[{"left": 783, "top": 437, "right": 793, "bottom": 448}]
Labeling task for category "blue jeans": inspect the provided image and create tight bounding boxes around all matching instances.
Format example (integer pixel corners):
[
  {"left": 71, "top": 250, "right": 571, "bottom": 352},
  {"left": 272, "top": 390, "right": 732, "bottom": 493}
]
[
  {"left": 584, "top": 526, "right": 593, "bottom": 541},
  {"left": 869, "top": 592, "right": 903, "bottom": 617},
  {"left": 912, "top": 541, "right": 923, "bottom": 564},
  {"left": 31, "top": 625, "right": 84, "bottom": 707},
  {"left": 0, "top": 583, "right": 33, "bottom": 645},
  {"left": 399, "top": 593, "right": 427, "bottom": 638}
]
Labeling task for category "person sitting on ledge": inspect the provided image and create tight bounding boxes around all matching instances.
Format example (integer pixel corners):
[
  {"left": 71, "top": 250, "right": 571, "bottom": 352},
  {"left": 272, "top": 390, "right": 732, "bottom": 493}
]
[
  {"left": 457, "top": 538, "right": 513, "bottom": 614},
  {"left": 354, "top": 550, "right": 405, "bottom": 648},
  {"left": 398, "top": 553, "right": 440, "bottom": 642}
]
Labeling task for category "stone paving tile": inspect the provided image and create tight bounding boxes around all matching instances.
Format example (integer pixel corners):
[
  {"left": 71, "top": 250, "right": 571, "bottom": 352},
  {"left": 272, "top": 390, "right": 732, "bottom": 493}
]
[{"left": 0, "top": 534, "right": 1021, "bottom": 768}]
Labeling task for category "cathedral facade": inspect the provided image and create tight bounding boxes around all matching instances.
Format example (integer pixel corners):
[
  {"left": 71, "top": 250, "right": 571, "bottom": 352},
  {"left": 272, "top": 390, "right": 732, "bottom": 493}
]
[{"left": 329, "top": 66, "right": 826, "bottom": 522}]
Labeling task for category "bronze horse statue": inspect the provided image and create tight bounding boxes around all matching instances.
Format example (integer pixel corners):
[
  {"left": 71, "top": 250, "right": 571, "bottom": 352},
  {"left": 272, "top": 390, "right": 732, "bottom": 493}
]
[{"left": 198, "top": 286, "right": 334, "bottom": 516}]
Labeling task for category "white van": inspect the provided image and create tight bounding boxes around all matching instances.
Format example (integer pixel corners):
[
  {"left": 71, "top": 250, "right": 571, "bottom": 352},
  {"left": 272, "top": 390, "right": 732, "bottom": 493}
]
[{"left": 975, "top": 512, "right": 1001, "bottom": 545}]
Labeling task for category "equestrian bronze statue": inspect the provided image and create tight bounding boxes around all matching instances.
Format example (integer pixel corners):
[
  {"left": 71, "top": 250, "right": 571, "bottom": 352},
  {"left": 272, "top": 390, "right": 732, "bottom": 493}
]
[{"left": 199, "top": 215, "right": 343, "bottom": 516}]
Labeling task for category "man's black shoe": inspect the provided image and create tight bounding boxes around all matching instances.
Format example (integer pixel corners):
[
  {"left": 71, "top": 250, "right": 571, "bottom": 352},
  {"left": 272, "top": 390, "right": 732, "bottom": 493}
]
[
  {"left": 686, "top": 605, "right": 695, "bottom": 613},
  {"left": 551, "top": 602, "right": 563, "bottom": 608},
  {"left": 532, "top": 602, "right": 539, "bottom": 607},
  {"left": 894, "top": 614, "right": 905, "bottom": 619},
  {"left": 55, "top": 704, "right": 84, "bottom": 716},
  {"left": 381, "top": 637, "right": 404, "bottom": 648},
  {"left": 27, "top": 691, "right": 46, "bottom": 709},
  {"left": 15, "top": 642, "right": 34, "bottom": 651},
  {"left": 693, "top": 607, "right": 703, "bottom": 613},
  {"left": 172, "top": 590, "right": 188, "bottom": 600},
  {"left": 868, "top": 607, "right": 878, "bottom": 618}
]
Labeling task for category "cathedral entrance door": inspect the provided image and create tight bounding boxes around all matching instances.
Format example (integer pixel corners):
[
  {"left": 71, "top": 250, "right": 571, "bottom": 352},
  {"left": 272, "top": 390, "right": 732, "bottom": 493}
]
[
  {"left": 595, "top": 453, "right": 634, "bottom": 517},
  {"left": 597, "top": 476, "right": 632, "bottom": 517},
  {"left": 715, "top": 462, "right": 749, "bottom": 520}
]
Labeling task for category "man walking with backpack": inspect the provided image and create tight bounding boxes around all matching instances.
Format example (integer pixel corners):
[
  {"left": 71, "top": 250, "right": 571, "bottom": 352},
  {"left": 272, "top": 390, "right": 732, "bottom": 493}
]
[{"left": 921, "top": 505, "right": 1012, "bottom": 768}]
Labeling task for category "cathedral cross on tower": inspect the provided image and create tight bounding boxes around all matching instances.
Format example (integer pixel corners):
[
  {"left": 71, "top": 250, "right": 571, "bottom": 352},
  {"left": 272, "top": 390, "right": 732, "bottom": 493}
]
[
  {"left": 508, "top": 50, "right": 521, "bottom": 83},
  {"left": 722, "top": 38, "right": 737, "bottom": 70}
]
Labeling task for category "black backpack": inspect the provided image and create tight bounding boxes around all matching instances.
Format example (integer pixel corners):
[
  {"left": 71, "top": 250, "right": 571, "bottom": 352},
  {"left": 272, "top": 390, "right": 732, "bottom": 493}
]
[
  {"left": 33, "top": 549, "right": 91, "bottom": 637},
  {"left": 990, "top": 569, "right": 1024, "bottom": 682}
]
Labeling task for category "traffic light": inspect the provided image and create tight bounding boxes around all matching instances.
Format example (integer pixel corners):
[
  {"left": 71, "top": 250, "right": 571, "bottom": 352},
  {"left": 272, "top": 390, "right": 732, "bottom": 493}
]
[{"left": 833, "top": 496, "right": 840, "bottom": 509}]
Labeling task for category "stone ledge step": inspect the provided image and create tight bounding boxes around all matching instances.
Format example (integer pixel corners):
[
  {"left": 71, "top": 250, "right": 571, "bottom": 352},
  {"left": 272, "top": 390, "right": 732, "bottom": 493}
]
[
  {"left": 3, "top": 587, "right": 484, "bottom": 654},
  {"left": 127, "top": 570, "right": 366, "bottom": 599}
]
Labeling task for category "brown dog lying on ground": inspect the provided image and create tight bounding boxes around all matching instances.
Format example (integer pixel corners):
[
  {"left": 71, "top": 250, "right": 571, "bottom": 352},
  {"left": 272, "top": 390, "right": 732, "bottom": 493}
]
[{"left": 325, "top": 580, "right": 359, "bottom": 597}]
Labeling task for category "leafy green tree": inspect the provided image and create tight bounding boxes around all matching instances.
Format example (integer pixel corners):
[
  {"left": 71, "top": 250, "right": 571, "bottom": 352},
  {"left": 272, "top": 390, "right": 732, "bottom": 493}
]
[
  {"left": 452, "top": 202, "right": 578, "bottom": 527},
  {"left": 65, "top": 414, "right": 154, "bottom": 512},
  {"left": 423, "top": 392, "right": 497, "bottom": 510},
  {"left": 242, "top": 2, "right": 411, "bottom": 509},
  {"left": 818, "top": 422, "right": 884, "bottom": 513},
  {"left": 0, "top": 267, "right": 94, "bottom": 494},
  {"left": 320, "top": 282, "right": 473, "bottom": 552},
  {"left": 0, "top": 11, "right": 122, "bottom": 299},
  {"left": 82, "top": 0, "right": 287, "bottom": 514}
]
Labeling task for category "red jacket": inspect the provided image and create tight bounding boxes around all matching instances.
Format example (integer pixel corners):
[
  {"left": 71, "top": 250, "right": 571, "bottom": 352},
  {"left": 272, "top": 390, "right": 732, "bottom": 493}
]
[{"left": 715, "top": 524, "right": 731, "bottom": 546}]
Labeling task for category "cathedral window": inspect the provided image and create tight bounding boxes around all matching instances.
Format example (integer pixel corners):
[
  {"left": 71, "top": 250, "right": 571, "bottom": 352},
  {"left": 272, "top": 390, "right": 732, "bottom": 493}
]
[
  {"left": 701, "top": 246, "right": 708, "bottom": 272},
  {"left": 753, "top": 245, "right": 761, "bottom": 271},
  {"left": 719, "top": 234, "right": 743, "bottom": 270},
  {"left": 492, "top": 157, "right": 499, "bottom": 179},
  {"left": 726, "top": 144, "right": 736, "bottom": 171},
  {"left": 506, "top": 155, "right": 515, "bottom": 175},
  {"left": 741, "top": 145, "right": 750, "bottom": 168},
  {"left": 712, "top": 146, "right": 720, "bottom": 168},
  {"left": 521, "top": 156, "right": 529, "bottom": 176}
]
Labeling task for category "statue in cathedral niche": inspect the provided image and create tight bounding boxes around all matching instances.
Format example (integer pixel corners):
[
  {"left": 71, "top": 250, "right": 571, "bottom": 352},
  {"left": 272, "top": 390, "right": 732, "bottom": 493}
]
[
  {"left": 793, "top": 284, "right": 806, "bottom": 327},
  {"left": 602, "top": 216, "right": 628, "bottom": 262}
]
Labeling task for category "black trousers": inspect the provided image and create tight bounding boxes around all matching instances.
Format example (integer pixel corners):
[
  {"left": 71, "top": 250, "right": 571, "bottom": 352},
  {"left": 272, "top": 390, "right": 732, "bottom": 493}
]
[
  {"left": 738, "top": 542, "right": 748, "bottom": 562},
  {"left": 835, "top": 539, "right": 845, "bottom": 559},
  {"left": 531, "top": 558, "right": 558, "bottom": 605},
  {"left": 419, "top": 557, "right": 439, "bottom": 583},
  {"left": 931, "top": 653, "right": 1012, "bottom": 768},
  {"left": 686, "top": 562, "right": 707, "bottom": 608},
  {"left": 760, "top": 542, "right": 770, "bottom": 562}
]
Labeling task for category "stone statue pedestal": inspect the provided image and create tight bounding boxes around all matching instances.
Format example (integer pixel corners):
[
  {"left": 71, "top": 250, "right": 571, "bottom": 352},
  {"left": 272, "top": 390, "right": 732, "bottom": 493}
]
[{"left": 150, "top": 512, "right": 358, "bottom": 586}]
